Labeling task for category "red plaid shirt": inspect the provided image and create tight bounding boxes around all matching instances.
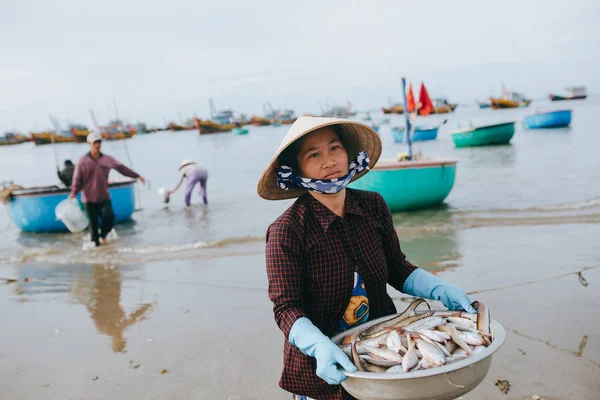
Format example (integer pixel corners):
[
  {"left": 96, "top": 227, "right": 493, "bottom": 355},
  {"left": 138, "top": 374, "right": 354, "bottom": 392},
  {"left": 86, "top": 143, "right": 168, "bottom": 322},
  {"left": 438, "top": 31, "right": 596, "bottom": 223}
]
[{"left": 266, "top": 188, "right": 417, "bottom": 399}]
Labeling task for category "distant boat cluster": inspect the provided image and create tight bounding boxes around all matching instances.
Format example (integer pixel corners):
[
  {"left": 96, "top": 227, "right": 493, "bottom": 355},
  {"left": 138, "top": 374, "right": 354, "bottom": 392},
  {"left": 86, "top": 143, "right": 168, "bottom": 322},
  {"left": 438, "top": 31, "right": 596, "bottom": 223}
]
[{"left": 0, "top": 86, "right": 588, "bottom": 146}]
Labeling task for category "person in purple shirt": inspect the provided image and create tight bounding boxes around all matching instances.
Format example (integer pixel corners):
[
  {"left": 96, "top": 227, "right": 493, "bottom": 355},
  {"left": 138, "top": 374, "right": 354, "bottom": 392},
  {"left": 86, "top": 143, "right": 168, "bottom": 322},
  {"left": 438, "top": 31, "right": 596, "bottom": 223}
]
[{"left": 69, "top": 132, "right": 146, "bottom": 247}]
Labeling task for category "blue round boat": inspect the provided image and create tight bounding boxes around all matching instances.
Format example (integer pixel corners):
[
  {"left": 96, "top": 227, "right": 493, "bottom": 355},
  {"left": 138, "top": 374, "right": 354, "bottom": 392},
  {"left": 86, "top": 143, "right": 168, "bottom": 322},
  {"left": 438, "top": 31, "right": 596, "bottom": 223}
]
[
  {"left": 392, "top": 126, "right": 438, "bottom": 143},
  {"left": 7, "top": 180, "right": 136, "bottom": 233},
  {"left": 349, "top": 158, "right": 457, "bottom": 212},
  {"left": 524, "top": 109, "right": 572, "bottom": 129}
]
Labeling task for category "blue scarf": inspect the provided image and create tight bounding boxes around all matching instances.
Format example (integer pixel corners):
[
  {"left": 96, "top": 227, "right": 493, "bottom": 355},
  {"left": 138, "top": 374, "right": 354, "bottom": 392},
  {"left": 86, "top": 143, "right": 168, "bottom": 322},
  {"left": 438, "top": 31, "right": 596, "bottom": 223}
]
[{"left": 276, "top": 151, "right": 370, "bottom": 195}]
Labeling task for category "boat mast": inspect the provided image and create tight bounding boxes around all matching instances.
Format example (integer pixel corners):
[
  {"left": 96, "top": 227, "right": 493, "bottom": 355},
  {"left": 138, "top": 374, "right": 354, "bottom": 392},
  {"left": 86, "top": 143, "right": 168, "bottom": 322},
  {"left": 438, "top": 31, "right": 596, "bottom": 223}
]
[{"left": 401, "top": 77, "right": 413, "bottom": 160}]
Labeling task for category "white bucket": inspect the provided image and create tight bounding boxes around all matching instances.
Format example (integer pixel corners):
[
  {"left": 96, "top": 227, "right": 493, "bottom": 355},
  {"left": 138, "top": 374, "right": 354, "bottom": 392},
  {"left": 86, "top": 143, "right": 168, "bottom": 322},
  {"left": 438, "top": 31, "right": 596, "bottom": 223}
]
[
  {"left": 55, "top": 198, "right": 89, "bottom": 233},
  {"left": 157, "top": 187, "right": 170, "bottom": 204}
]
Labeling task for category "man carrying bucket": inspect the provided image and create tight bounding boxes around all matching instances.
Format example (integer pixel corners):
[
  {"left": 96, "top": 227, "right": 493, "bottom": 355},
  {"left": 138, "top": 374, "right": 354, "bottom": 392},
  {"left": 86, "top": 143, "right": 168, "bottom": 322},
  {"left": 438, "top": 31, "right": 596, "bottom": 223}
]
[{"left": 69, "top": 132, "right": 146, "bottom": 247}]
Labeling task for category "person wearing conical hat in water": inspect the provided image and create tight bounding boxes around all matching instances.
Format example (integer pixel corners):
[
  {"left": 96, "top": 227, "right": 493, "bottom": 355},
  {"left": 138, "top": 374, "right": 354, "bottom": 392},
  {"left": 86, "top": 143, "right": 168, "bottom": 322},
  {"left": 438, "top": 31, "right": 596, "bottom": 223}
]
[
  {"left": 258, "top": 117, "right": 475, "bottom": 400},
  {"left": 167, "top": 159, "right": 208, "bottom": 207}
]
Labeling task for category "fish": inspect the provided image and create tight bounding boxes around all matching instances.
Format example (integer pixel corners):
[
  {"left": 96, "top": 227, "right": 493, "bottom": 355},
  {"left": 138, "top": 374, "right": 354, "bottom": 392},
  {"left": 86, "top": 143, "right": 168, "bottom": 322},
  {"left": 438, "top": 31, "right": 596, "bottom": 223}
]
[
  {"left": 417, "top": 329, "right": 449, "bottom": 343},
  {"left": 385, "top": 330, "right": 406, "bottom": 354},
  {"left": 402, "top": 334, "right": 419, "bottom": 372},
  {"left": 404, "top": 316, "right": 445, "bottom": 332},
  {"left": 357, "top": 298, "right": 429, "bottom": 340},
  {"left": 446, "top": 317, "right": 477, "bottom": 330},
  {"left": 450, "top": 326, "right": 473, "bottom": 356},
  {"left": 459, "top": 331, "right": 485, "bottom": 347},
  {"left": 337, "top": 299, "right": 494, "bottom": 375},
  {"left": 415, "top": 339, "right": 446, "bottom": 366}
]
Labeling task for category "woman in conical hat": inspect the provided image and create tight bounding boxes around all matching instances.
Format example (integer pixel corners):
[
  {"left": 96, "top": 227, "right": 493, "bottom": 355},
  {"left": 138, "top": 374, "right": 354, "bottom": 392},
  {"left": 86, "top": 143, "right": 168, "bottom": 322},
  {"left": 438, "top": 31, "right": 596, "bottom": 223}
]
[{"left": 259, "top": 117, "right": 474, "bottom": 400}]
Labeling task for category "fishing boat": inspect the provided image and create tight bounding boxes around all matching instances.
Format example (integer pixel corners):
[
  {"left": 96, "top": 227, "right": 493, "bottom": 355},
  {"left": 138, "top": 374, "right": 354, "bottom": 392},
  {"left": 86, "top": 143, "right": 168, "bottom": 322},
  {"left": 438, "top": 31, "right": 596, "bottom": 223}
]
[
  {"left": 490, "top": 88, "right": 531, "bottom": 109},
  {"left": 168, "top": 122, "right": 195, "bottom": 132},
  {"left": 98, "top": 120, "right": 138, "bottom": 140},
  {"left": 194, "top": 99, "right": 238, "bottom": 134},
  {"left": 450, "top": 122, "right": 515, "bottom": 148},
  {"left": 370, "top": 123, "right": 380, "bottom": 133},
  {"left": 30, "top": 131, "right": 76, "bottom": 145},
  {"left": 392, "top": 126, "right": 438, "bottom": 143},
  {"left": 0, "top": 132, "right": 30, "bottom": 146},
  {"left": 428, "top": 98, "right": 458, "bottom": 114},
  {"left": 321, "top": 101, "right": 356, "bottom": 118},
  {"left": 524, "top": 110, "right": 572, "bottom": 129},
  {"left": 350, "top": 158, "right": 457, "bottom": 212},
  {"left": 478, "top": 102, "right": 491, "bottom": 109},
  {"left": 4, "top": 179, "right": 136, "bottom": 233},
  {"left": 250, "top": 116, "right": 271, "bottom": 126},
  {"left": 265, "top": 105, "right": 297, "bottom": 125},
  {"left": 382, "top": 105, "right": 404, "bottom": 114},
  {"left": 350, "top": 77, "right": 457, "bottom": 212},
  {"left": 549, "top": 86, "right": 587, "bottom": 101},
  {"left": 232, "top": 127, "right": 249, "bottom": 135},
  {"left": 71, "top": 125, "right": 91, "bottom": 142}
]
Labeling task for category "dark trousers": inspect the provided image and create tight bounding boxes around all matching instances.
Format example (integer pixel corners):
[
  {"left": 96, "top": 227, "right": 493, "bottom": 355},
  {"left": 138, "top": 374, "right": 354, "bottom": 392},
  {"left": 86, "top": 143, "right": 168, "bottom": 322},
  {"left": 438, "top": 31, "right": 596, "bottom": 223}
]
[{"left": 85, "top": 199, "right": 115, "bottom": 245}]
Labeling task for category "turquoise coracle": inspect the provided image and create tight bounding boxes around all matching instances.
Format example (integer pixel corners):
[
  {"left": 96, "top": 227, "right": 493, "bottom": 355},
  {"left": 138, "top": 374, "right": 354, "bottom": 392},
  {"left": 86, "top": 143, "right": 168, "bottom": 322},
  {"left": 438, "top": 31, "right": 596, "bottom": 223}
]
[{"left": 349, "top": 159, "right": 457, "bottom": 212}]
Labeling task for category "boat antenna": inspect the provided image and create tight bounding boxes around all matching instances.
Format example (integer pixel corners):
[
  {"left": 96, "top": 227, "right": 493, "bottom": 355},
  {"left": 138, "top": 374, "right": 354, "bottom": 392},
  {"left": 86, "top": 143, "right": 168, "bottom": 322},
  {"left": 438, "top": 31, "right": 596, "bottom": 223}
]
[
  {"left": 401, "top": 77, "right": 413, "bottom": 161},
  {"left": 47, "top": 114, "right": 62, "bottom": 172}
]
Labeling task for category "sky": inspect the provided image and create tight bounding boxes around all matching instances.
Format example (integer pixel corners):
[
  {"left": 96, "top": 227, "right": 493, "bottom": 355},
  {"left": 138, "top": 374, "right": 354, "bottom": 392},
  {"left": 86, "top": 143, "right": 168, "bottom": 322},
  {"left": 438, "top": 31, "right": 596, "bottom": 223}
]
[{"left": 1, "top": 0, "right": 599, "bottom": 131}]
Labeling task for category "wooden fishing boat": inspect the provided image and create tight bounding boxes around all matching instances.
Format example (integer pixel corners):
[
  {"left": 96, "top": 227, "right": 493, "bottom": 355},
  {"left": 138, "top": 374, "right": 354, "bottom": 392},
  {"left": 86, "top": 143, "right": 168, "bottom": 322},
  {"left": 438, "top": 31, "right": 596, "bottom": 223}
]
[
  {"left": 381, "top": 105, "right": 404, "bottom": 114},
  {"left": 426, "top": 99, "right": 458, "bottom": 115},
  {"left": 30, "top": 131, "right": 76, "bottom": 145},
  {"left": 0, "top": 133, "right": 30, "bottom": 146},
  {"left": 490, "top": 91, "right": 531, "bottom": 109},
  {"left": 350, "top": 158, "right": 457, "bottom": 211},
  {"left": 101, "top": 130, "right": 136, "bottom": 140},
  {"left": 549, "top": 86, "right": 587, "bottom": 101},
  {"left": 250, "top": 116, "right": 271, "bottom": 126},
  {"left": 450, "top": 122, "right": 515, "bottom": 148},
  {"left": 524, "top": 110, "right": 572, "bottom": 129},
  {"left": 71, "top": 125, "right": 91, "bottom": 142},
  {"left": 169, "top": 122, "right": 195, "bottom": 132},
  {"left": 193, "top": 117, "right": 237, "bottom": 134},
  {"left": 4, "top": 179, "right": 136, "bottom": 233}
]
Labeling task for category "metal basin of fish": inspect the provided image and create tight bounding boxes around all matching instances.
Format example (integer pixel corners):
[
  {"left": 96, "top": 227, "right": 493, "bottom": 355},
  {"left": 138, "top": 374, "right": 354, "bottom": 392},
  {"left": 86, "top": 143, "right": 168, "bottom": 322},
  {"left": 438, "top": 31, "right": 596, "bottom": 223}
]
[{"left": 330, "top": 311, "right": 506, "bottom": 400}]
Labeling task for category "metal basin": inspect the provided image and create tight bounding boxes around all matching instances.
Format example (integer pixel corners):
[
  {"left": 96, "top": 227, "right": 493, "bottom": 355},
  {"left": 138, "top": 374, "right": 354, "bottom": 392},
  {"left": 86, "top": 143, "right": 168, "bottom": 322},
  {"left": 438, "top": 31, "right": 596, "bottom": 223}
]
[{"left": 330, "top": 311, "right": 506, "bottom": 400}]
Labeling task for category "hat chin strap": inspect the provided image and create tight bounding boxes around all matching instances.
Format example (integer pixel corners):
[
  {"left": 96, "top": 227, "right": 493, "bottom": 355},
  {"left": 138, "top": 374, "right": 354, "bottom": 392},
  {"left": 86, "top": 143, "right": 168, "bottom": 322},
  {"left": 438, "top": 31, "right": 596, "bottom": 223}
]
[{"left": 276, "top": 151, "right": 370, "bottom": 195}]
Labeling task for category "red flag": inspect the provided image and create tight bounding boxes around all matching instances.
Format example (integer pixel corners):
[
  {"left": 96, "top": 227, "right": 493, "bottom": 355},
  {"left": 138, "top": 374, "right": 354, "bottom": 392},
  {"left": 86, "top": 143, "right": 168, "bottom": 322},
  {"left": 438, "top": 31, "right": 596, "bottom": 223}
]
[
  {"left": 418, "top": 82, "right": 434, "bottom": 116},
  {"left": 407, "top": 83, "right": 416, "bottom": 113}
]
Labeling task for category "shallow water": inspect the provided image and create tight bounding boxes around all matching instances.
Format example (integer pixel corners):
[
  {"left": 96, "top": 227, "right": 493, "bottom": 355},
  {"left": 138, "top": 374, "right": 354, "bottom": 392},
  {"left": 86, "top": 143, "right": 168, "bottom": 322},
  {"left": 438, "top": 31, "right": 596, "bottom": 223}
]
[{"left": 1, "top": 97, "right": 599, "bottom": 265}]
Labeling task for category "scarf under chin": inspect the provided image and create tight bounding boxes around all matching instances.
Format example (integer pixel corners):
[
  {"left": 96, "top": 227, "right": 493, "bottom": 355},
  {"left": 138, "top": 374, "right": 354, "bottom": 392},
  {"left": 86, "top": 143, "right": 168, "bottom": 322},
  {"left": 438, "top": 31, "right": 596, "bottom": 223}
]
[{"left": 275, "top": 151, "right": 370, "bottom": 194}]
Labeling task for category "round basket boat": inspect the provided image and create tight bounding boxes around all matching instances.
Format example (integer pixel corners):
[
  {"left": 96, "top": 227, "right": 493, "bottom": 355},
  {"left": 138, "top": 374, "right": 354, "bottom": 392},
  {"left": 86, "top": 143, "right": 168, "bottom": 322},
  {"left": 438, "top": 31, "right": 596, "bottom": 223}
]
[{"left": 330, "top": 311, "right": 506, "bottom": 400}]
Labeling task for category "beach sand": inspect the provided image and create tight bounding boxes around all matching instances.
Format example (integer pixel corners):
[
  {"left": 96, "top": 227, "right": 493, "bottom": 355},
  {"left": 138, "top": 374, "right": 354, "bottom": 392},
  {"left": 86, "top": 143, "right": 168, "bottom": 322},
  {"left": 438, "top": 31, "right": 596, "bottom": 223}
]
[{"left": 1, "top": 222, "right": 599, "bottom": 400}]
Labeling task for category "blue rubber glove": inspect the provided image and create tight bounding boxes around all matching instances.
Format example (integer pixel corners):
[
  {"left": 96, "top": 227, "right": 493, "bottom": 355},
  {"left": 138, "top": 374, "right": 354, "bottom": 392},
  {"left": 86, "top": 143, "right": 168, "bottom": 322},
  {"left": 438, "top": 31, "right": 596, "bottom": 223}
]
[
  {"left": 289, "top": 317, "right": 357, "bottom": 385},
  {"left": 402, "top": 269, "right": 477, "bottom": 313}
]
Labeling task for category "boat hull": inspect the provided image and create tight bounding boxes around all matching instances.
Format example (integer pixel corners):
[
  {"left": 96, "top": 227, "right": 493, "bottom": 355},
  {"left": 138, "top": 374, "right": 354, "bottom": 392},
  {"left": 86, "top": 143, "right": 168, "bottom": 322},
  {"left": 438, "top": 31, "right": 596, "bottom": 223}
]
[
  {"left": 7, "top": 181, "right": 136, "bottom": 233},
  {"left": 349, "top": 159, "right": 457, "bottom": 212},
  {"left": 490, "top": 98, "right": 531, "bottom": 109},
  {"left": 232, "top": 127, "right": 249, "bottom": 135},
  {"left": 193, "top": 118, "right": 236, "bottom": 134},
  {"left": 549, "top": 94, "right": 587, "bottom": 101},
  {"left": 392, "top": 127, "right": 438, "bottom": 143},
  {"left": 451, "top": 122, "right": 515, "bottom": 148},
  {"left": 31, "top": 133, "right": 75, "bottom": 145},
  {"left": 524, "top": 110, "right": 571, "bottom": 129}
]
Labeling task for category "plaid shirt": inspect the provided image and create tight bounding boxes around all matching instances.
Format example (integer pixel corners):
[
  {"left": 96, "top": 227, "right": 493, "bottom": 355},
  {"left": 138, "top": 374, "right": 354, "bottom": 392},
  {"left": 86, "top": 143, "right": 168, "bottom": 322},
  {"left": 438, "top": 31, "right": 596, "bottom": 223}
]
[{"left": 266, "top": 188, "right": 417, "bottom": 399}]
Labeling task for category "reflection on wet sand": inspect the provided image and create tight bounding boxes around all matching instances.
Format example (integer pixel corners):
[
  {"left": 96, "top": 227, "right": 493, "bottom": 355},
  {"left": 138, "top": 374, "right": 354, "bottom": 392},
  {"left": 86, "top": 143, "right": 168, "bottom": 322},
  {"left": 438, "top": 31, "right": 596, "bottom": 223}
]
[{"left": 81, "top": 265, "right": 153, "bottom": 353}]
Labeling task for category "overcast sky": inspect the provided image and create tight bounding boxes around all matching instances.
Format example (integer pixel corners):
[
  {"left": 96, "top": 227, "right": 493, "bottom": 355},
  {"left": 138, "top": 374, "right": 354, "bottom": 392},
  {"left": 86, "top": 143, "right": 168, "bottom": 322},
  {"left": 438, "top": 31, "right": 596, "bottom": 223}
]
[{"left": 1, "top": 0, "right": 598, "bottom": 131}]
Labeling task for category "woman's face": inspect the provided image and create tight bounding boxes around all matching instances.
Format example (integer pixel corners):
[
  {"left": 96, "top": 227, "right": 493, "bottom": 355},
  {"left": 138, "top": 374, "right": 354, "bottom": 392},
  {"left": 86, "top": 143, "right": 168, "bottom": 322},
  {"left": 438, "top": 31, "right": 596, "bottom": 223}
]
[{"left": 296, "top": 127, "right": 349, "bottom": 180}]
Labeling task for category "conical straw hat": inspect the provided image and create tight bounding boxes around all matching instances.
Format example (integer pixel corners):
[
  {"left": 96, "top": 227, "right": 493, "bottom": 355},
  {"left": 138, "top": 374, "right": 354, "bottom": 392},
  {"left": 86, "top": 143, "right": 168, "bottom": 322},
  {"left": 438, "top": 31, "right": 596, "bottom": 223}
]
[{"left": 257, "top": 116, "right": 382, "bottom": 200}]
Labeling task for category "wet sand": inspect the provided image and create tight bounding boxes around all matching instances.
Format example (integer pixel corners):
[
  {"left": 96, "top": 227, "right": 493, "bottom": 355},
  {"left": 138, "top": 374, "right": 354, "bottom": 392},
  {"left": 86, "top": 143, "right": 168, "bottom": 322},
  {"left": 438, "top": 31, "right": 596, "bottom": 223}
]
[{"left": 1, "top": 223, "right": 600, "bottom": 400}]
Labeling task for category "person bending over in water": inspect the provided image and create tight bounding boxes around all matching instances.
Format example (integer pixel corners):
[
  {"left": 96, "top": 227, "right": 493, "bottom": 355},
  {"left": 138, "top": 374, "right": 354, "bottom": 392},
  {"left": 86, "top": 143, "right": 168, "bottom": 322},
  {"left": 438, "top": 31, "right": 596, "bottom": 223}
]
[{"left": 168, "top": 159, "right": 208, "bottom": 207}]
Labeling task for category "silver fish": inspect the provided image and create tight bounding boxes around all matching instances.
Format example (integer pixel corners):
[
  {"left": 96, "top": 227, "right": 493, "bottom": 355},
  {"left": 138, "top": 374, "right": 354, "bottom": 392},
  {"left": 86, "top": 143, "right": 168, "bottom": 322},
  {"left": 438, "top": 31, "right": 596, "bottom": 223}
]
[
  {"left": 385, "top": 330, "right": 406, "bottom": 354},
  {"left": 450, "top": 326, "right": 473, "bottom": 356},
  {"left": 446, "top": 317, "right": 477, "bottom": 329},
  {"left": 415, "top": 338, "right": 446, "bottom": 366},
  {"left": 417, "top": 329, "right": 448, "bottom": 343},
  {"left": 361, "top": 344, "right": 403, "bottom": 363},
  {"left": 404, "top": 316, "right": 445, "bottom": 331},
  {"left": 402, "top": 334, "right": 418, "bottom": 372},
  {"left": 459, "top": 331, "right": 485, "bottom": 346}
]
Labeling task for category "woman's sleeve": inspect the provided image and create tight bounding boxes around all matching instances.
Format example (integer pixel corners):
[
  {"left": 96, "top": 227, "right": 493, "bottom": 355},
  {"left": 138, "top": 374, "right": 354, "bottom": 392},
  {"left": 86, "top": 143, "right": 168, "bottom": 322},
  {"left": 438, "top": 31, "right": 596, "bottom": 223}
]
[
  {"left": 377, "top": 194, "right": 417, "bottom": 292},
  {"left": 265, "top": 221, "right": 306, "bottom": 339}
]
